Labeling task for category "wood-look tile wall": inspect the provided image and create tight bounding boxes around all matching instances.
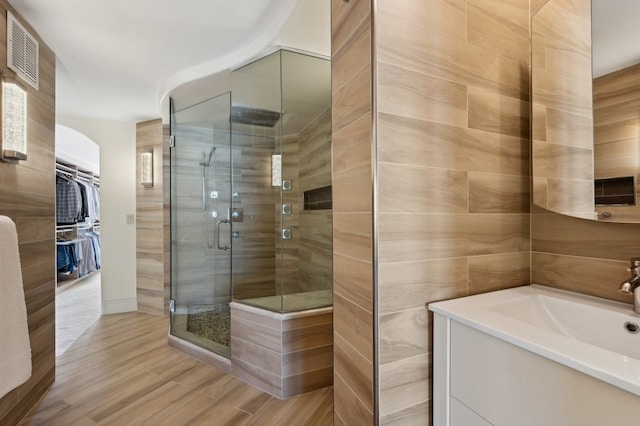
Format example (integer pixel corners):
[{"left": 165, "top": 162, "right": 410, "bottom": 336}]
[
  {"left": 230, "top": 303, "right": 333, "bottom": 399},
  {"left": 231, "top": 131, "right": 278, "bottom": 300},
  {"left": 280, "top": 108, "right": 333, "bottom": 297},
  {"left": 532, "top": 207, "right": 640, "bottom": 303},
  {"left": 136, "top": 119, "right": 169, "bottom": 315},
  {"left": 330, "top": 0, "right": 640, "bottom": 424},
  {"left": 374, "top": 0, "right": 531, "bottom": 422},
  {"left": 0, "top": 4, "right": 56, "bottom": 424},
  {"left": 531, "top": 0, "right": 594, "bottom": 219},
  {"left": 298, "top": 108, "right": 332, "bottom": 294},
  {"left": 331, "top": 0, "right": 375, "bottom": 424},
  {"left": 279, "top": 133, "right": 300, "bottom": 296},
  {"left": 593, "top": 63, "right": 640, "bottom": 221}
]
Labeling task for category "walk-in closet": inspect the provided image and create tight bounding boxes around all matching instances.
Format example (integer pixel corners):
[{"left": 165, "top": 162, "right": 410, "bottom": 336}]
[
  {"left": 55, "top": 126, "right": 102, "bottom": 356},
  {"left": 55, "top": 160, "right": 101, "bottom": 288}
]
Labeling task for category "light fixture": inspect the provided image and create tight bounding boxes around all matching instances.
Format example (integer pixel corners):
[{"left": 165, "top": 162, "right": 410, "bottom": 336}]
[
  {"left": 141, "top": 151, "right": 153, "bottom": 188},
  {"left": 271, "top": 154, "right": 282, "bottom": 186},
  {"left": 1, "top": 77, "right": 27, "bottom": 163}
]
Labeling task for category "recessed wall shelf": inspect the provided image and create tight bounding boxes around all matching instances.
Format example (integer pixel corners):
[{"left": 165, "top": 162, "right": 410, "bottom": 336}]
[
  {"left": 595, "top": 176, "right": 636, "bottom": 206},
  {"left": 304, "top": 186, "right": 332, "bottom": 211}
]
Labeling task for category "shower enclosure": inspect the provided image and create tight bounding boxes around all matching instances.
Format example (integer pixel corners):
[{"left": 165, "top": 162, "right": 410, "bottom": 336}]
[{"left": 169, "top": 49, "right": 332, "bottom": 364}]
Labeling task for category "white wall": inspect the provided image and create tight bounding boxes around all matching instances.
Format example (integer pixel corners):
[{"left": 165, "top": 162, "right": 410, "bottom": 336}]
[
  {"left": 55, "top": 124, "right": 100, "bottom": 173},
  {"left": 57, "top": 115, "right": 138, "bottom": 314}
]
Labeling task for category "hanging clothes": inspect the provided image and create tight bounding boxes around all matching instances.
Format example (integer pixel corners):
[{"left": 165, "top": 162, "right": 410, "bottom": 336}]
[
  {"left": 56, "top": 243, "right": 78, "bottom": 274},
  {"left": 75, "top": 180, "right": 100, "bottom": 224},
  {"left": 56, "top": 175, "right": 82, "bottom": 225},
  {"left": 77, "top": 228, "right": 101, "bottom": 277},
  {"left": 56, "top": 229, "right": 100, "bottom": 277},
  {"left": 55, "top": 171, "right": 100, "bottom": 225}
]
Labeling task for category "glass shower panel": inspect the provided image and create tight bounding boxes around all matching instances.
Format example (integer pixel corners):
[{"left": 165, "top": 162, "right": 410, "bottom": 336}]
[
  {"left": 230, "top": 50, "right": 284, "bottom": 311},
  {"left": 229, "top": 49, "right": 332, "bottom": 313},
  {"left": 280, "top": 51, "right": 332, "bottom": 312},
  {"left": 170, "top": 92, "right": 232, "bottom": 357}
]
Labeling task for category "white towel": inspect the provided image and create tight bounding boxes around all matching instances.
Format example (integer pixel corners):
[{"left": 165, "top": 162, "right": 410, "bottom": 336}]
[{"left": 0, "top": 215, "right": 32, "bottom": 399}]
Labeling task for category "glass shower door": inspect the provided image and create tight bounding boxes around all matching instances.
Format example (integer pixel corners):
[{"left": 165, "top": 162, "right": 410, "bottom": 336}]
[{"left": 170, "top": 92, "right": 233, "bottom": 357}]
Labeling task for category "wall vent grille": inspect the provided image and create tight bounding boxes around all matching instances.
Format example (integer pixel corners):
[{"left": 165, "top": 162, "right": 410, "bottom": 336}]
[{"left": 7, "top": 11, "right": 39, "bottom": 90}]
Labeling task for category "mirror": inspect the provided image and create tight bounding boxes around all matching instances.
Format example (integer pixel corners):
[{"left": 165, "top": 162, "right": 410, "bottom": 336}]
[{"left": 531, "top": 0, "right": 640, "bottom": 223}]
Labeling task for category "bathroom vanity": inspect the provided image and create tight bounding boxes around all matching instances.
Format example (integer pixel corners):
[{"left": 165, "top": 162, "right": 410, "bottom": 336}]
[{"left": 429, "top": 285, "right": 640, "bottom": 425}]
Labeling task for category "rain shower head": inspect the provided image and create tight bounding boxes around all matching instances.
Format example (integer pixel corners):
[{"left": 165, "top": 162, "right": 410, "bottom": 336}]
[{"left": 230, "top": 105, "right": 282, "bottom": 128}]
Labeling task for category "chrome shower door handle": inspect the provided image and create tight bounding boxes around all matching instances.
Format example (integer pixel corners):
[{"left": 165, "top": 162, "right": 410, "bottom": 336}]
[{"left": 216, "top": 219, "right": 231, "bottom": 251}]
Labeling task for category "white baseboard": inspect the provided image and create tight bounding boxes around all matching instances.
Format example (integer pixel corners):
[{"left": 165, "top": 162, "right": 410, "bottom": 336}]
[{"left": 102, "top": 298, "right": 137, "bottom": 315}]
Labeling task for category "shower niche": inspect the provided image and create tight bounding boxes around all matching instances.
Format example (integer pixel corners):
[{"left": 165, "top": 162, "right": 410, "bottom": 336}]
[{"left": 169, "top": 49, "right": 332, "bottom": 398}]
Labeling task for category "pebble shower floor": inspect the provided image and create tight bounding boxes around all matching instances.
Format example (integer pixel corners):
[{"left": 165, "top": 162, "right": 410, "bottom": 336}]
[{"left": 186, "top": 304, "right": 231, "bottom": 347}]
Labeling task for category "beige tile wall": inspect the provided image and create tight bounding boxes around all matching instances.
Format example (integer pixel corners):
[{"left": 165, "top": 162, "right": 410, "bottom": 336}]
[
  {"left": 531, "top": 0, "right": 595, "bottom": 219},
  {"left": 230, "top": 130, "right": 279, "bottom": 300},
  {"left": 230, "top": 303, "right": 333, "bottom": 399},
  {"left": 298, "top": 108, "right": 332, "bottom": 294},
  {"left": 532, "top": 206, "right": 640, "bottom": 303},
  {"left": 375, "top": 0, "right": 531, "bottom": 422},
  {"left": 331, "top": 0, "right": 374, "bottom": 424},
  {"left": 0, "top": 3, "right": 56, "bottom": 424},
  {"left": 330, "top": 0, "right": 640, "bottom": 424},
  {"left": 593, "top": 63, "right": 640, "bottom": 222},
  {"left": 136, "top": 119, "right": 169, "bottom": 315},
  {"left": 331, "top": 0, "right": 532, "bottom": 423},
  {"left": 280, "top": 133, "right": 300, "bottom": 296}
]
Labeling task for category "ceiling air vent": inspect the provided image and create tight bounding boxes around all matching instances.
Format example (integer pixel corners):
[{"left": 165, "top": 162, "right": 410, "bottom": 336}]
[{"left": 7, "top": 11, "right": 39, "bottom": 90}]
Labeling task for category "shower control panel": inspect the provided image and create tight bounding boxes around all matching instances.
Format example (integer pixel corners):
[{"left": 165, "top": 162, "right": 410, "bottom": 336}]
[{"left": 230, "top": 208, "right": 243, "bottom": 222}]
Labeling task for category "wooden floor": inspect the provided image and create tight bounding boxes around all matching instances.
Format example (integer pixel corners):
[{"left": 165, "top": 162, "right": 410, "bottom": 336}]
[
  {"left": 19, "top": 312, "right": 333, "bottom": 425},
  {"left": 55, "top": 272, "right": 101, "bottom": 357}
]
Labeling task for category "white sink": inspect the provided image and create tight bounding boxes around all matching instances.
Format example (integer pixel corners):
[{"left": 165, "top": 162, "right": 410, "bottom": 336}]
[
  {"left": 429, "top": 284, "right": 640, "bottom": 396},
  {"left": 484, "top": 289, "right": 640, "bottom": 360}
]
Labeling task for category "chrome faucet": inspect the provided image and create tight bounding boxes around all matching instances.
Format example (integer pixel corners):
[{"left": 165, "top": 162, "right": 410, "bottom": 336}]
[{"left": 618, "top": 257, "right": 640, "bottom": 313}]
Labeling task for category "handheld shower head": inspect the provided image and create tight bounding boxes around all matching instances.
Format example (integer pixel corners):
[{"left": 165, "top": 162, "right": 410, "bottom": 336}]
[{"left": 200, "top": 146, "right": 216, "bottom": 167}]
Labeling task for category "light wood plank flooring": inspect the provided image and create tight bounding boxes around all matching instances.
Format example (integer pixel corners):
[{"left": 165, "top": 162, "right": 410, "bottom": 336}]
[
  {"left": 19, "top": 312, "right": 333, "bottom": 425},
  {"left": 56, "top": 272, "right": 101, "bottom": 357}
]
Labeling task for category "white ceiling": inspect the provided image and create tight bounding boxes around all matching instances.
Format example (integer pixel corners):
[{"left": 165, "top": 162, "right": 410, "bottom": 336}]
[{"left": 7, "top": 0, "right": 329, "bottom": 123}]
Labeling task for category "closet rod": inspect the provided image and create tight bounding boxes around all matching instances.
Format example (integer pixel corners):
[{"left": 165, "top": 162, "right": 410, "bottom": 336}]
[
  {"left": 56, "top": 223, "right": 93, "bottom": 230},
  {"left": 56, "top": 240, "right": 79, "bottom": 246},
  {"left": 56, "top": 169, "right": 75, "bottom": 178},
  {"left": 55, "top": 161, "right": 100, "bottom": 181}
]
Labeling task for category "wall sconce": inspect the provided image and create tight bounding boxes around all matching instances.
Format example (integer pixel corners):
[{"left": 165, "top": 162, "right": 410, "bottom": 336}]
[
  {"left": 1, "top": 77, "right": 27, "bottom": 163},
  {"left": 271, "top": 154, "right": 281, "bottom": 186},
  {"left": 141, "top": 151, "right": 153, "bottom": 188}
]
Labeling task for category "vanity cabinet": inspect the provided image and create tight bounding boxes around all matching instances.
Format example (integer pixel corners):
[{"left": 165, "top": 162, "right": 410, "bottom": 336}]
[{"left": 433, "top": 314, "right": 640, "bottom": 426}]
